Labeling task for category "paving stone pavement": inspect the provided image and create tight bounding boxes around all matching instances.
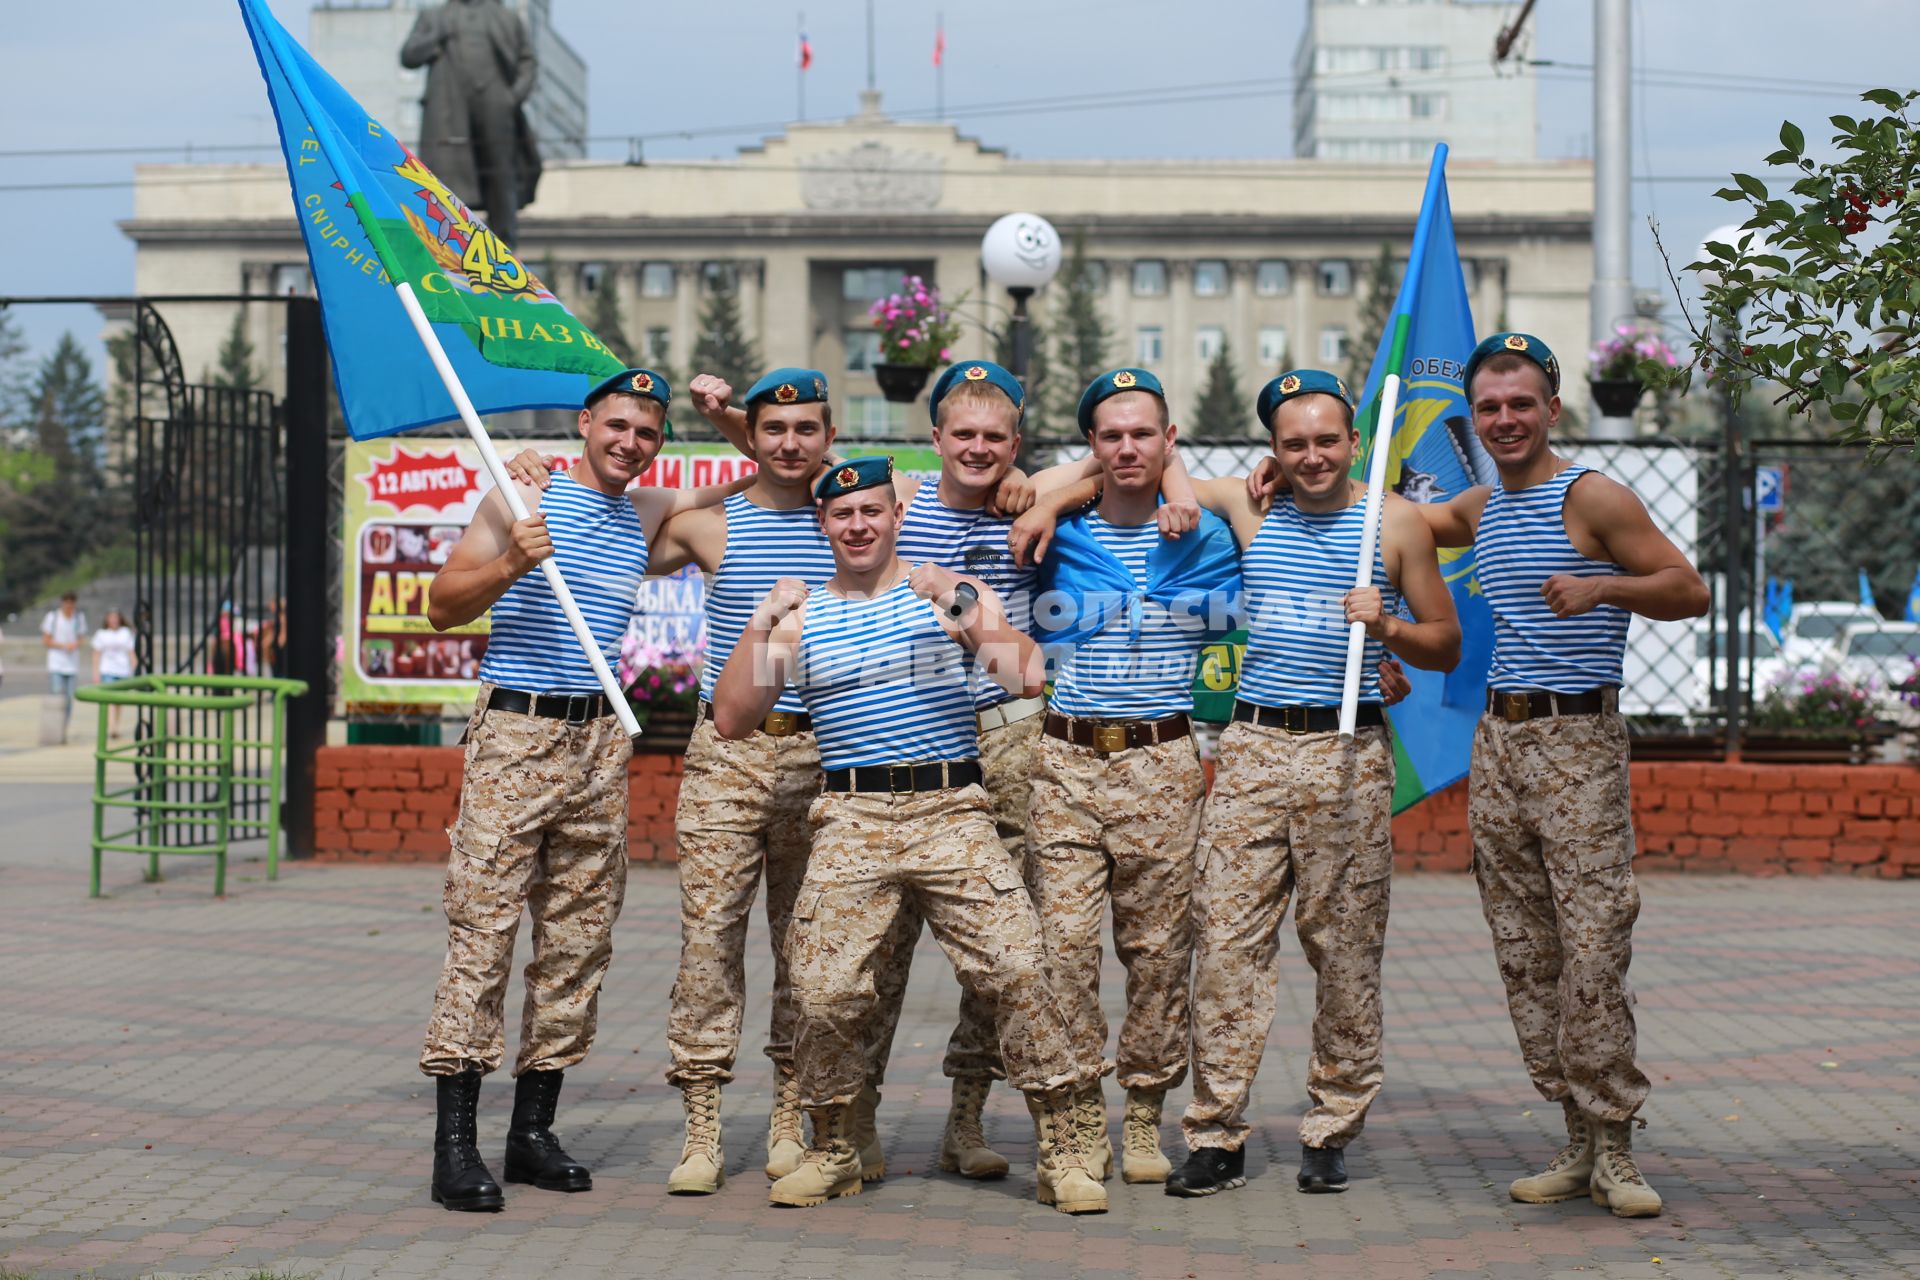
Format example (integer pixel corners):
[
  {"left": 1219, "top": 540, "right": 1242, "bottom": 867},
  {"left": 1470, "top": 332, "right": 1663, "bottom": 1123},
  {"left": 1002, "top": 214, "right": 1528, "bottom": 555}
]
[{"left": 1, "top": 781, "right": 1917, "bottom": 1280}]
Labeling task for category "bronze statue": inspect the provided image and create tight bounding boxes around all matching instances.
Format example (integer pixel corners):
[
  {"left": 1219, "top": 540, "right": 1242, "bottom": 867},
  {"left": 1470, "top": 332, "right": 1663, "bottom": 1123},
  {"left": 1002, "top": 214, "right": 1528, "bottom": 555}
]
[{"left": 400, "top": 0, "right": 543, "bottom": 248}]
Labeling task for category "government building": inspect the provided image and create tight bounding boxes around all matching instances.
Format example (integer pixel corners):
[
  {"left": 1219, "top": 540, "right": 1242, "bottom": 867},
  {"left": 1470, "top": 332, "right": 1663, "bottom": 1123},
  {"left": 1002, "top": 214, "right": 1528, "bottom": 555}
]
[{"left": 121, "top": 88, "right": 1594, "bottom": 436}]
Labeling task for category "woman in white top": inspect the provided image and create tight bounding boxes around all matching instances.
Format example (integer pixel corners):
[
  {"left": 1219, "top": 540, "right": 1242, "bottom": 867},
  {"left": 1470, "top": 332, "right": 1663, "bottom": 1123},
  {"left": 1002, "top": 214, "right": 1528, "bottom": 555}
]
[{"left": 92, "top": 609, "right": 139, "bottom": 738}]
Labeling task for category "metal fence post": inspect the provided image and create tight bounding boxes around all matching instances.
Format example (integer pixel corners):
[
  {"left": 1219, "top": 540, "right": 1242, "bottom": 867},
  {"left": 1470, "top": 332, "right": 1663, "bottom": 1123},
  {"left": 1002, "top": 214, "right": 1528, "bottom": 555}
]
[
  {"left": 1720, "top": 368, "right": 1746, "bottom": 760},
  {"left": 283, "top": 297, "right": 330, "bottom": 857}
]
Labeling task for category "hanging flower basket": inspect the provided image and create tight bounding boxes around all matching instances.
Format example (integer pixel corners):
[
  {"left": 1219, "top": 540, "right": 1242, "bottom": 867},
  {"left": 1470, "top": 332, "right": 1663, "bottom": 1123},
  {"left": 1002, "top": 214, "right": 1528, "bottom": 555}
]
[
  {"left": 1588, "top": 377, "right": 1647, "bottom": 417},
  {"left": 873, "top": 362, "right": 934, "bottom": 403}
]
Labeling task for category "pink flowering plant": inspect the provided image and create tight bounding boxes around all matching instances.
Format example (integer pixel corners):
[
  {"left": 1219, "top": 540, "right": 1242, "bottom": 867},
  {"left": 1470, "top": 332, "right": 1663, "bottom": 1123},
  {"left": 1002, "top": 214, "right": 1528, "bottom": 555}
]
[
  {"left": 868, "top": 273, "right": 965, "bottom": 368},
  {"left": 1750, "top": 668, "right": 1881, "bottom": 732},
  {"left": 618, "top": 631, "right": 704, "bottom": 724},
  {"left": 1589, "top": 325, "right": 1680, "bottom": 382}
]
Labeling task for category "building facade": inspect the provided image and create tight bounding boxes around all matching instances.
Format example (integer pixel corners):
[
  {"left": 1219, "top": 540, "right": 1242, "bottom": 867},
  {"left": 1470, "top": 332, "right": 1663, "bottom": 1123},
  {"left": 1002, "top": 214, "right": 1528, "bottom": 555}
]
[
  {"left": 1293, "top": 0, "right": 1538, "bottom": 164},
  {"left": 121, "top": 91, "right": 1593, "bottom": 436},
  {"left": 308, "top": 0, "right": 586, "bottom": 163}
]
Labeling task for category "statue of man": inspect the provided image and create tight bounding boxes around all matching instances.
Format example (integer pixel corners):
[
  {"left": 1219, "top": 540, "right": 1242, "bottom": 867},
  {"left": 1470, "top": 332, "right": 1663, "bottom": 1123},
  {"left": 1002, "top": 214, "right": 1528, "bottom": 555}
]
[{"left": 401, "top": 0, "right": 543, "bottom": 248}]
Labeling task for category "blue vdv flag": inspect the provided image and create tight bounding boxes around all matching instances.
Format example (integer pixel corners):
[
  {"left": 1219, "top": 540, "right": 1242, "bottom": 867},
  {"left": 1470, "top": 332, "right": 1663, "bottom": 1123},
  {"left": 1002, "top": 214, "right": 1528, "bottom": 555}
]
[
  {"left": 1349, "top": 145, "right": 1496, "bottom": 813},
  {"left": 1859, "top": 568, "right": 1877, "bottom": 612},
  {"left": 237, "top": 0, "right": 625, "bottom": 439},
  {"left": 1764, "top": 577, "right": 1794, "bottom": 642},
  {"left": 1906, "top": 568, "right": 1920, "bottom": 623}
]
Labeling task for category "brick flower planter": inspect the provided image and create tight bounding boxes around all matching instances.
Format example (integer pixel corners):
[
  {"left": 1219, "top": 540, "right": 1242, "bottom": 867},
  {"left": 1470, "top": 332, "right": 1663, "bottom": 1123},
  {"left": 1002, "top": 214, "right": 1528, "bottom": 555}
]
[{"left": 313, "top": 747, "right": 1920, "bottom": 878}]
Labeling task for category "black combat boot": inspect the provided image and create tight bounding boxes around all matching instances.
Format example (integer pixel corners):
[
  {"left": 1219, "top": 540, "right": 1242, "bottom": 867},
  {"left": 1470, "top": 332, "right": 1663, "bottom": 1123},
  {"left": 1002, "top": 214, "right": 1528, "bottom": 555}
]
[
  {"left": 1297, "top": 1143, "right": 1348, "bottom": 1193},
  {"left": 503, "top": 1069, "right": 592, "bottom": 1192},
  {"left": 1164, "top": 1145, "right": 1246, "bottom": 1197},
  {"left": 432, "top": 1072, "right": 505, "bottom": 1211}
]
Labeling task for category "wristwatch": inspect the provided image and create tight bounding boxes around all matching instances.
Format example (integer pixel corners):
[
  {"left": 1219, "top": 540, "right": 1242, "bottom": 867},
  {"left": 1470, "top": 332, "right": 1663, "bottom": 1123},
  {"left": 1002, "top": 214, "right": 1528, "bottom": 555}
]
[{"left": 946, "top": 581, "right": 981, "bottom": 621}]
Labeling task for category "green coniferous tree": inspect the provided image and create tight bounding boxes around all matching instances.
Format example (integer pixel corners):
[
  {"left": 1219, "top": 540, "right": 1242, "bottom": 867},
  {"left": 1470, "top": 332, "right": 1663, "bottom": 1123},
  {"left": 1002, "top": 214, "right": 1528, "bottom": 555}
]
[
  {"left": 211, "top": 311, "right": 260, "bottom": 392},
  {"left": 1348, "top": 242, "right": 1396, "bottom": 389},
  {"left": 1192, "top": 338, "right": 1247, "bottom": 437},
  {"left": 690, "top": 270, "right": 761, "bottom": 394},
  {"left": 587, "top": 272, "right": 633, "bottom": 364},
  {"left": 0, "top": 334, "right": 111, "bottom": 610},
  {"left": 1039, "top": 230, "right": 1113, "bottom": 438}
]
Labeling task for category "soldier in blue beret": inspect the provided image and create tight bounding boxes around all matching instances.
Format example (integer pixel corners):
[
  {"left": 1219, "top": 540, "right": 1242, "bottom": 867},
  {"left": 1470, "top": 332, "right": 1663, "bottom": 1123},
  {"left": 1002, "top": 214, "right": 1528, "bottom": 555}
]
[
  {"left": 422, "top": 364, "right": 756, "bottom": 1211},
  {"left": 1156, "top": 367, "right": 1457, "bottom": 1199},
  {"left": 711, "top": 451, "right": 1107, "bottom": 1214},
  {"left": 1408, "top": 331, "right": 1706, "bottom": 1217}
]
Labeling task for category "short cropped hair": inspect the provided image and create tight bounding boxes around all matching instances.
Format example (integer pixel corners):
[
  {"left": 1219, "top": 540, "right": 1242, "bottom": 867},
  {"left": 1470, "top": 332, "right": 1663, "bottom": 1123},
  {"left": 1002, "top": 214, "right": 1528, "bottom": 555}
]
[{"left": 933, "top": 379, "right": 1022, "bottom": 431}]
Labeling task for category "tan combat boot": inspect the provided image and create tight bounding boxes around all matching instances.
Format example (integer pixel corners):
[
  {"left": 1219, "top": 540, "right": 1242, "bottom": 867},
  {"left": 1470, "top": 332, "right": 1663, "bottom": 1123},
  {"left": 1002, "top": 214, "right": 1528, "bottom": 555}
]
[
  {"left": 1509, "top": 1100, "right": 1594, "bottom": 1204},
  {"left": 765, "top": 1067, "right": 806, "bottom": 1180},
  {"left": 665, "top": 1081, "right": 724, "bottom": 1195},
  {"left": 1591, "top": 1117, "right": 1663, "bottom": 1218},
  {"left": 1028, "top": 1089, "right": 1108, "bottom": 1215},
  {"left": 852, "top": 1083, "right": 885, "bottom": 1181},
  {"left": 1074, "top": 1082, "right": 1113, "bottom": 1182},
  {"left": 767, "top": 1103, "right": 864, "bottom": 1207},
  {"left": 939, "top": 1076, "right": 1010, "bottom": 1179},
  {"left": 1120, "top": 1088, "right": 1173, "bottom": 1184}
]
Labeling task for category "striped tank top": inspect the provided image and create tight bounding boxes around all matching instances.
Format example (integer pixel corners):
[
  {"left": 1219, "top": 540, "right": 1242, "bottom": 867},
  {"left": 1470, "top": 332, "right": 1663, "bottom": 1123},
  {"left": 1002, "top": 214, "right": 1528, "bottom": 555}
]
[
  {"left": 1478, "top": 464, "right": 1629, "bottom": 692},
  {"left": 1240, "top": 494, "right": 1398, "bottom": 707},
  {"left": 794, "top": 574, "right": 979, "bottom": 770},
  {"left": 479, "top": 473, "right": 649, "bottom": 695},
  {"left": 697, "top": 492, "right": 837, "bottom": 712},
  {"left": 895, "top": 481, "right": 1038, "bottom": 709},
  {"left": 1047, "top": 514, "right": 1208, "bottom": 720}
]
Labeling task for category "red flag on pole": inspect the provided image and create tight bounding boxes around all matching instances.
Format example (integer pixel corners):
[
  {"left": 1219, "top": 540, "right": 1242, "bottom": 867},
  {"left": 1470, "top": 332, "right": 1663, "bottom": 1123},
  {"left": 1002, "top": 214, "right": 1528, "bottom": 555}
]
[
  {"left": 799, "top": 30, "right": 814, "bottom": 70},
  {"left": 932, "top": 26, "right": 945, "bottom": 66}
]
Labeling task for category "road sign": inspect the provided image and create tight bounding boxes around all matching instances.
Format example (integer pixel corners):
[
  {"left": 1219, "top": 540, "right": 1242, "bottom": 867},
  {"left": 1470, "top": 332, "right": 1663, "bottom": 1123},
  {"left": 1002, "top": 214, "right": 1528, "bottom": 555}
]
[{"left": 1755, "top": 465, "right": 1784, "bottom": 512}]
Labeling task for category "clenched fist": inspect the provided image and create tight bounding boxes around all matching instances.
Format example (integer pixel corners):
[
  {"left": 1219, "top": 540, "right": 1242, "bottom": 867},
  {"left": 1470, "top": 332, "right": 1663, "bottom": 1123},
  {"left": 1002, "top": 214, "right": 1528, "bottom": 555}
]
[
  {"left": 688, "top": 373, "right": 734, "bottom": 420},
  {"left": 506, "top": 512, "right": 553, "bottom": 575},
  {"left": 754, "top": 576, "right": 810, "bottom": 628}
]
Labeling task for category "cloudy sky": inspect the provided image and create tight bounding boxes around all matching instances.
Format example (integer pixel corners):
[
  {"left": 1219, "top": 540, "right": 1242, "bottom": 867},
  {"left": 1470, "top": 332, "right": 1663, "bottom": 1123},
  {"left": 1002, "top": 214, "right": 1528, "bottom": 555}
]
[{"left": 0, "top": 0, "right": 1911, "bottom": 371}]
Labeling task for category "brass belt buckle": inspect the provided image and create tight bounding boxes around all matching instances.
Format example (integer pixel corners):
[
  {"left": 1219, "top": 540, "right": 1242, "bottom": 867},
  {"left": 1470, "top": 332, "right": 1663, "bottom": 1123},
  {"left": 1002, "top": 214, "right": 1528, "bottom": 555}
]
[
  {"left": 1502, "top": 693, "right": 1531, "bottom": 722},
  {"left": 1280, "top": 706, "right": 1309, "bottom": 735},
  {"left": 1093, "top": 724, "right": 1128, "bottom": 754},
  {"left": 763, "top": 711, "right": 798, "bottom": 737},
  {"left": 888, "top": 764, "right": 914, "bottom": 794}
]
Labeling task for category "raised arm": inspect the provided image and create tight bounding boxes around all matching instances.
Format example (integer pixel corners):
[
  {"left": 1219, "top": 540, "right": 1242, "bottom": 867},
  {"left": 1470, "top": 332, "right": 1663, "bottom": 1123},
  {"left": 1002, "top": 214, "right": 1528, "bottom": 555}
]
[
  {"left": 1008, "top": 473, "right": 1101, "bottom": 568},
  {"left": 1350, "top": 495, "right": 1461, "bottom": 672},
  {"left": 427, "top": 485, "right": 548, "bottom": 630},
  {"left": 631, "top": 472, "right": 755, "bottom": 546},
  {"left": 712, "top": 579, "right": 807, "bottom": 737},
  {"left": 1560, "top": 473, "right": 1710, "bottom": 622},
  {"left": 687, "top": 373, "right": 755, "bottom": 461},
  {"left": 1414, "top": 486, "right": 1491, "bottom": 548},
  {"left": 910, "top": 564, "right": 1045, "bottom": 698}
]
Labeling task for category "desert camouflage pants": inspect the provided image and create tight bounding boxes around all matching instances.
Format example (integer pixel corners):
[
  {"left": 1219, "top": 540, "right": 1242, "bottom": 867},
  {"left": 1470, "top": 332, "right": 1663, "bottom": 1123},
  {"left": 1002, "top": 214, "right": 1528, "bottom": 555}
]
[
  {"left": 1184, "top": 722, "right": 1394, "bottom": 1151},
  {"left": 864, "top": 711, "right": 1042, "bottom": 1085},
  {"left": 664, "top": 707, "right": 821, "bottom": 1086},
  {"left": 1469, "top": 706, "right": 1650, "bottom": 1121},
  {"left": 787, "top": 783, "right": 1085, "bottom": 1109},
  {"left": 1026, "top": 729, "right": 1205, "bottom": 1091},
  {"left": 420, "top": 695, "right": 631, "bottom": 1078}
]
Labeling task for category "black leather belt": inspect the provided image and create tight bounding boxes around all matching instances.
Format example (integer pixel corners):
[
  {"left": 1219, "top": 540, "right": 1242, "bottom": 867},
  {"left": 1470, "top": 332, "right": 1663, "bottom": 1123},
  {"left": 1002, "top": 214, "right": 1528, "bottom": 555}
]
[
  {"left": 1233, "top": 700, "right": 1384, "bottom": 734},
  {"left": 487, "top": 687, "right": 613, "bottom": 724},
  {"left": 698, "top": 700, "right": 812, "bottom": 737},
  {"left": 823, "top": 759, "right": 984, "bottom": 794},
  {"left": 1486, "top": 688, "right": 1614, "bottom": 722},
  {"left": 1043, "top": 711, "right": 1192, "bottom": 755}
]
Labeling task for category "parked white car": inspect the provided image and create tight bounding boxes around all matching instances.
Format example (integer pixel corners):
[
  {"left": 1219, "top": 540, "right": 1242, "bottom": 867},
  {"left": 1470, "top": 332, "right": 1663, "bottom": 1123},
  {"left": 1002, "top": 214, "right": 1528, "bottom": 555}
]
[
  {"left": 1780, "top": 602, "right": 1885, "bottom": 669},
  {"left": 1691, "top": 621, "right": 1788, "bottom": 711},
  {"left": 1824, "top": 621, "right": 1920, "bottom": 704}
]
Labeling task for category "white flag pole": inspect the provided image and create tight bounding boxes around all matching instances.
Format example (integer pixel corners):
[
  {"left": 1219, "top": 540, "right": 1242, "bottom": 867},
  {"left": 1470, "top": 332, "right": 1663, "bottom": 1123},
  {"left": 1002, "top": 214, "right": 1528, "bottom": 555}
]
[
  {"left": 1339, "top": 372, "right": 1401, "bottom": 742},
  {"left": 394, "top": 282, "right": 642, "bottom": 739}
]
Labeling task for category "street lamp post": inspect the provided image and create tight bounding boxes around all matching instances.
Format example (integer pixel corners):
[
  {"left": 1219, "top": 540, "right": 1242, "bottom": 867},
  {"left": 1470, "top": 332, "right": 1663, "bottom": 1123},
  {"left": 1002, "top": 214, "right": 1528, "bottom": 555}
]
[{"left": 980, "top": 212, "right": 1063, "bottom": 393}]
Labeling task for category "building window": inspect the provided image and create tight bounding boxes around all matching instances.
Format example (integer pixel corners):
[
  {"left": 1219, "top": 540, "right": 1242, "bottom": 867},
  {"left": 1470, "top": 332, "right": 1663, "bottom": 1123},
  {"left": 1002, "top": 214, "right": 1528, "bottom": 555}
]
[
  {"left": 1136, "top": 325, "right": 1164, "bottom": 364},
  {"left": 844, "top": 328, "right": 883, "bottom": 373},
  {"left": 1318, "top": 260, "right": 1353, "bottom": 297},
  {"left": 847, "top": 395, "right": 908, "bottom": 437},
  {"left": 645, "top": 326, "right": 672, "bottom": 363},
  {"left": 1192, "top": 260, "right": 1228, "bottom": 297},
  {"left": 1255, "top": 259, "right": 1292, "bottom": 296},
  {"left": 1319, "top": 325, "right": 1348, "bottom": 364},
  {"left": 1196, "top": 326, "right": 1226, "bottom": 363},
  {"left": 578, "top": 261, "right": 608, "bottom": 294},
  {"left": 1258, "top": 326, "right": 1289, "bottom": 367},
  {"left": 1410, "top": 93, "right": 1446, "bottom": 120},
  {"left": 269, "top": 263, "right": 311, "bottom": 296},
  {"left": 639, "top": 262, "right": 676, "bottom": 298},
  {"left": 1132, "top": 260, "right": 1168, "bottom": 297},
  {"left": 842, "top": 267, "right": 897, "bottom": 302},
  {"left": 1082, "top": 261, "right": 1109, "bottom": 293},
  {"left": 703, "top": 261, "right": 737, "bottom": 291}
]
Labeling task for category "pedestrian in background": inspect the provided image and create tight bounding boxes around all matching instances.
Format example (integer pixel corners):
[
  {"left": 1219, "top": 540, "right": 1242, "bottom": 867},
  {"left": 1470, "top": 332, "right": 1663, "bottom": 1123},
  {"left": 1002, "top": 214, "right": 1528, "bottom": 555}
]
[
  {"left": 92, "top": 608, "right": 139, "bottom": 739},
  {"left": 41, "top": 592, "right": 87, "bottom": 739}
]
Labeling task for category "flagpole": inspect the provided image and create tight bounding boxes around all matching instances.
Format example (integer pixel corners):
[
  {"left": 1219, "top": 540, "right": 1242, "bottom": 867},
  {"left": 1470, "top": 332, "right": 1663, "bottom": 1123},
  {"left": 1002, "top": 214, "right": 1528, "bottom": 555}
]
[
  {"left": 796, "top": 11, "right": 806, "bottom": 121},
  {"left": 936, "top": 13, "right": 945, "bottom": 119},
  {"left": 393, "top": 281, "right": 642, "bottom": 739},
  {"left": 1340, "top": 373, "right": 1400, "bottom": 742}
]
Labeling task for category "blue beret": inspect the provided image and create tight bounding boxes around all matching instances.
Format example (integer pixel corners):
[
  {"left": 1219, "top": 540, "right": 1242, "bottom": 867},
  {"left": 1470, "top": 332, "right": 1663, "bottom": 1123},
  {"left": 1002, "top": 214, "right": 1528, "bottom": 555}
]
[
  {"left": 1464, "top": 332, "right": 1560, "bottom": 396},
  {"left": 814, "top": 455, "right": 895, "bottom": 503},
  {"left": 927, "top": 359, "right": 1024, "bottom": 424},
  {"left": 584, "top": 367, "right": 673, "bottom": 437},
  {"left": 1256, "top": 368, "right": 1354, "bottom": 428},
  {"left": 1076, "top": 367, "right": 1165, "bottom": 435},
  {"left": 744, "top": 367, "right": 831, "bottom": 407}
]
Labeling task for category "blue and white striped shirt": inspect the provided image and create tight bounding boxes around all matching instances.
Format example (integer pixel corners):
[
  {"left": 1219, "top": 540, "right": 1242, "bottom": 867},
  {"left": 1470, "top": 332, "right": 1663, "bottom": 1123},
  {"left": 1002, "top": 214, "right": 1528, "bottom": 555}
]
[
  {"left": 896, "top": 481, "right": 1037, "bottom": 709},
  {"left": 479, "top": 474, "right": 648, "bottom": 695},
  {"left": 1240, "top": 495, "right": 1397, "bottom": 707},
  {"left": 1047, "top": 514, "right": 1207, "bottom": 720},
  {"left": 697, "top": 493, "right": 837, "bottom": 712},
  {"left": 1479, "top": 464, "right": 1629, "bottom": 692},
  {"left": 794, "top": 575, "right": 979, "bottom": 770}
]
